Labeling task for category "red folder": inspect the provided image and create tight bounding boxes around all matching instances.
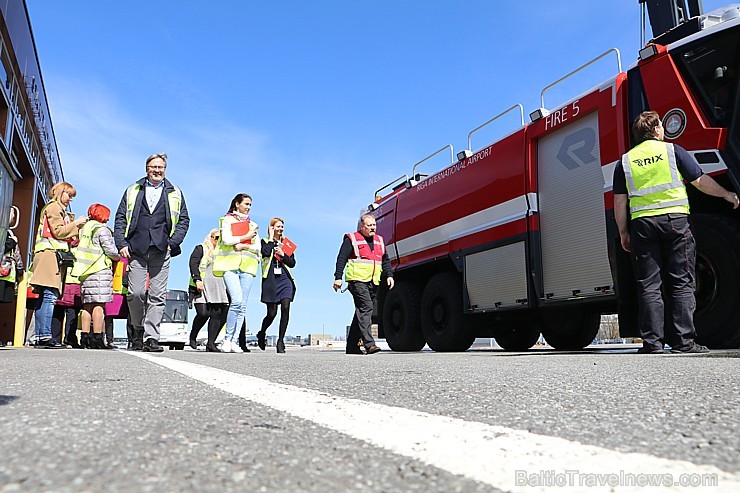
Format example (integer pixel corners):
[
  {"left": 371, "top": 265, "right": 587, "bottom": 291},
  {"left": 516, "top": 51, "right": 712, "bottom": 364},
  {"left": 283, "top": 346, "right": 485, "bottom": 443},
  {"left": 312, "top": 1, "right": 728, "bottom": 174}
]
[
  {"left": 230, "top": 220, "right": 252, "bottom": 244},
  {"left": 281, "top": 237, "right": 297, "bottom": 256}
]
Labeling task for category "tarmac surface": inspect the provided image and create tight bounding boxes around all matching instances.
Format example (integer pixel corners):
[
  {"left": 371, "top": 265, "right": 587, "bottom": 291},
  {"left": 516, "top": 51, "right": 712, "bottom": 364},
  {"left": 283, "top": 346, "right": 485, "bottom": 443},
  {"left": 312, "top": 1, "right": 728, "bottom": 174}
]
[{"left": 1, "top": 344, "right": 738, "bottom": 492}]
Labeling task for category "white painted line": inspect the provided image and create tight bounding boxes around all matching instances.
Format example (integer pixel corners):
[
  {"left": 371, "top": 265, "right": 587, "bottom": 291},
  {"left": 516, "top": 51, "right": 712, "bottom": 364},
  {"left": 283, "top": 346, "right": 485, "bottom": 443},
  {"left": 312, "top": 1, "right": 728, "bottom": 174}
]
[{"left": 128, "top": 352, "right": 740, "bottom": 492}]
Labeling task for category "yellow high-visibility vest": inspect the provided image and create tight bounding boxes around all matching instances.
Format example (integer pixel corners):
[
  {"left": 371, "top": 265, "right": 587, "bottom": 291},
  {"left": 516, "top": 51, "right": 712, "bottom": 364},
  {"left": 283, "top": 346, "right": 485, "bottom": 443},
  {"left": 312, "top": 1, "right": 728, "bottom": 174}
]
[
  {"left": 212, "top": 216, "right": 260, "bottom": 277},
  {"left": 123, "top": 183, "right": 182, "bottom": 237},
  {"left": 71, "top": 221, "right": 112, "bottom": 281},
  {"left": 622, "top": 140, "right": 690, "bottom": 219},
  {"left": 345, "top": 232, "right": 385, "bottom": 285}
]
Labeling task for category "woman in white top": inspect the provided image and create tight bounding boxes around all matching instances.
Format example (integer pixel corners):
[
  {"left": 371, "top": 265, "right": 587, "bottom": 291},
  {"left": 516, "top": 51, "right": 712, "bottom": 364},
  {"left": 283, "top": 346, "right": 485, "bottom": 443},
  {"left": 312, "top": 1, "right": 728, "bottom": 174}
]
[{"left": 212, "top": 193, "right": 260, "bottom": 353}]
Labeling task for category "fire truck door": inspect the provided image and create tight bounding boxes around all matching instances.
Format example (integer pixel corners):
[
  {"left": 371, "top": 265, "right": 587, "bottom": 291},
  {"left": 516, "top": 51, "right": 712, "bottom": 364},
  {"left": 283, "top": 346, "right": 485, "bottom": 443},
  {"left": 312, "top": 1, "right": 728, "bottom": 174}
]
[{"left": 536, "top": 111, "right": 613, "bottom": 300}]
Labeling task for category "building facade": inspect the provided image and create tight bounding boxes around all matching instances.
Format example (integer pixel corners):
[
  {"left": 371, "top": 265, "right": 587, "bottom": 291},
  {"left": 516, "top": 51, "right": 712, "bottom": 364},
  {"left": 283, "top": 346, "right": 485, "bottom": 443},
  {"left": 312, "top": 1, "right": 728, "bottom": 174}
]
[{"left": 0, "top": 0, "right": 62, "bottom": 343}]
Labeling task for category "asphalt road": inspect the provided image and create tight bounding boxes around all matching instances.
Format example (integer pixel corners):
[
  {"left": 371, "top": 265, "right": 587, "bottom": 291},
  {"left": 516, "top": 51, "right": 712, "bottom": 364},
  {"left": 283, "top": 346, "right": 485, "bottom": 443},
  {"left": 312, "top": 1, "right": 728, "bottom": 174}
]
[{"left": 1, "top": 345, "right": 738, "bottom": 492}]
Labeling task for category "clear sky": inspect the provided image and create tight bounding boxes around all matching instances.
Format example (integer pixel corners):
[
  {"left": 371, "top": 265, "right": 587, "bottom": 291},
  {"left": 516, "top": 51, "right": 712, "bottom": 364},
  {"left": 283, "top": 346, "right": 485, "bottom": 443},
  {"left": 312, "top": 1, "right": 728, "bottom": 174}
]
[{"left": 27, "top": 0, "right": 729, "bottom": 337}]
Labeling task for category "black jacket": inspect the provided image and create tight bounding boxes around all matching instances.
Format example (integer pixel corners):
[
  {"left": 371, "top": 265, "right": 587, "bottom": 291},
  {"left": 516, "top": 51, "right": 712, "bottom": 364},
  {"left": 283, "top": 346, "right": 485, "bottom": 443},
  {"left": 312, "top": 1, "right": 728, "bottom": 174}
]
[
  {"left": 260, "top": 239, "right": 296, "bottom": 303},
  {"left": 113, "top": 177, "right": 190, "bottom": 257}
]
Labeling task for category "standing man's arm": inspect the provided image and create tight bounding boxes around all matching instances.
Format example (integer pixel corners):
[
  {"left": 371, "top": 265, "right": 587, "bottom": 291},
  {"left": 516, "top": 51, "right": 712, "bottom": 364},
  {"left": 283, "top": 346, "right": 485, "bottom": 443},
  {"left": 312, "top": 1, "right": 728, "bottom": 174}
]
[
  {"left": 691, "top": 175, "right": 740, "bottom": 208},
  {"left": 113, "top": 192, "right": 130, "bottom": 258},
  {"left": 382, "top": 252, "right": 394, "bottom": 289},
  {"left": 333, "top": 236, "right": 352, "bottom": 291},
  {"left": 169, "top": 195, "right": 190, "bottom": 256},
  {"left": 614, "top": 194, "right": 631, "bottom": 252}
]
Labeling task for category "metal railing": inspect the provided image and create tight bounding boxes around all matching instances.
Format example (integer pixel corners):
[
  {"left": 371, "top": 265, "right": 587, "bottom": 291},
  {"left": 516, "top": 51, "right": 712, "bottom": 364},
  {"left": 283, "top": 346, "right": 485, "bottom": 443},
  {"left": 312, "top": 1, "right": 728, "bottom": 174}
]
[
  {"left": 374, "top": 174, "right": 409, "bottom": 201},
  {"left": 540, "top": 48, "right": 622, "bottom": 110},
  {"left": 467, "top": 104, "right": 525, "bottom": 151},
  {"left": 411, "top": 144, "right": 455, "bottom": 180}
]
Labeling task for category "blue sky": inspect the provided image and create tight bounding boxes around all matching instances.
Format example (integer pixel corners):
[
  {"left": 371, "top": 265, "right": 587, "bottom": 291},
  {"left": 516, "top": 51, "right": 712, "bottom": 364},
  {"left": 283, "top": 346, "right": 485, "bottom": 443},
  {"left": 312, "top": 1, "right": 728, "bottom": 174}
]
[{"left": 28, "top": 0, "right": 729, "bottom": 337}]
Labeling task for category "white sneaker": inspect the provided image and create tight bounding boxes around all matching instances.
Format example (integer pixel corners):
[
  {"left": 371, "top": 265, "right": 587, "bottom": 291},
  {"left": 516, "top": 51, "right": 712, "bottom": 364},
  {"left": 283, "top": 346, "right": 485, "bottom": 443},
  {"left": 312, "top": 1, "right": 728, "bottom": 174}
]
[
  {"left": 221, "top": 340, "right": 233, "bottom": 353},
  {"left": 231, "top": 341, "right": 243, "bottom": 353}
]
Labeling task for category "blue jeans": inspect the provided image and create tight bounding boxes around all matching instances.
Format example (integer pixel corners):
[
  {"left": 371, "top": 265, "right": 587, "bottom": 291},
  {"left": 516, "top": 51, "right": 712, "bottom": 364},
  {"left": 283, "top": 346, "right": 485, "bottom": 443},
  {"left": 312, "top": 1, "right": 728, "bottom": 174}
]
[
  {"left": 34, "top": 287, "right": 60, "bottom": 340},
  {"left": 223, "top": 271, "right": 254, "bottom": 343}
]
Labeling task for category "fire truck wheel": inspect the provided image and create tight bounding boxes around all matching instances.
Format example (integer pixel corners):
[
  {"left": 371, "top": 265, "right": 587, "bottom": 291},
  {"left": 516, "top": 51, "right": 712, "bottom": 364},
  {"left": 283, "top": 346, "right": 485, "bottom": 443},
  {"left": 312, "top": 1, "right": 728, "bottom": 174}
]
[
  {"left": 692, "top": 214, "right": 740, "bottom": 348},
  {"left": 420, "top": 272, "right": 475, "bottom": 352},
  {"left": 382, "top": 281, "right": 425, "bottom": 352},
  {"left": 541, "top": 309, "right": 600, "bottom": 350},
  {"left": 494, "top": 323, "right": 540, "bottom": 351}
]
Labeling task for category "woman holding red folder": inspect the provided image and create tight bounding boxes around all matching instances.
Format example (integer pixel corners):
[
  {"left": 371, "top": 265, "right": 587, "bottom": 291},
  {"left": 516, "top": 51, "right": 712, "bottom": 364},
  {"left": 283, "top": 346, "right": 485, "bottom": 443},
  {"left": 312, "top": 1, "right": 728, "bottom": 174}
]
[
  {"left": 257, "top": 217, "right": 296, "bottom": 353},
  {"left": 212, "top": 193, "right": 260, "bottom": 353}
]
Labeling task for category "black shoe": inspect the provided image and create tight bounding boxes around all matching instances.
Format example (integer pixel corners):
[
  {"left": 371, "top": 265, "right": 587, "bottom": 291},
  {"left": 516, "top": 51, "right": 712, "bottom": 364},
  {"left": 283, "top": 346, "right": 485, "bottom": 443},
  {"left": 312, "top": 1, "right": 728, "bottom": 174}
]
[
  {"left": 637, "top": 346, "right": 664, "bottom": 354},
  {"left": 240, "top": 345, "right": 251, "bottom": 353},
  {"left": 366, "top": 345, "right": 381, "bottom": 355},
  {"left": 276, "top": 340, "right": 285, "bottom": 353},
  {"left": 205, "top": 342, "right": 222, "bottom": 352},
  {"left": 670, "top": 344, "right": 709, "bottom": 354},
  {"left": 257, "top": 331, "right": 266, "bottom": 351},
  {"left": 80, "top": 333, "right": 91, "bottom": 349},
  {"left": 189, "top": 338, "right": 198, "bottom": 350},
  {"left": 143, "top": 339, "right": 164, "bottom": 353},
  {"left": 35, "top": 339, "right": 64, "bottom": 349},
  {"left": 130, "top": 341, "right": 143, "bottom": 351}
]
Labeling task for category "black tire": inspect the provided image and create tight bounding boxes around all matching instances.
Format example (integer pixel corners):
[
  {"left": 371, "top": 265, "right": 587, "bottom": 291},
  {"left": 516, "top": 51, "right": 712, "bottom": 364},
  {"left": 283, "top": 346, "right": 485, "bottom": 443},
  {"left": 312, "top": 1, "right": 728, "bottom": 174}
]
[
  {"left": 420, "top": 272, "right": 475, "bottom": 352},
  {"left": 541, "top": 309, "right": 599, "bottom": 350},
  {"left": 494, "top": 322, "right": 540, "bottom": 351},
  {"left": 692, "top": 214, "right": 740, "bottom": 348},
  {"left": 382, "top": 282, "right": 425, "bottom": 351}
]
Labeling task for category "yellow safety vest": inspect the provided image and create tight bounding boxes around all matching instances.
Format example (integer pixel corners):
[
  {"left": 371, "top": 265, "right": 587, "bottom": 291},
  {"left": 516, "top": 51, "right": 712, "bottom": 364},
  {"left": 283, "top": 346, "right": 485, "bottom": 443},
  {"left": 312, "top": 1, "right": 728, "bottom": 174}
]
[
  {"left": 33, "top": 202, "right": 72, "bottom": 253},
  {"left": 189, "top": 249, "right": 212, "bottom": 288},
  {"left": 212, "top": 216, "right": 261, "bottom": 277},
  {"left": 345, "top": 232, "right": 385, "bottom": 285},
  {"left": 261, "top": 241, "right": 293, "bottom": 280},
  {"left": 622, "top": 140, "right": 690, "bottom": 219},
  {"left": 71, "top": 221, "right": 112, "bottom": 281},
  {"left": 123, "top": 183, "right": 183, "bottom": 237}
]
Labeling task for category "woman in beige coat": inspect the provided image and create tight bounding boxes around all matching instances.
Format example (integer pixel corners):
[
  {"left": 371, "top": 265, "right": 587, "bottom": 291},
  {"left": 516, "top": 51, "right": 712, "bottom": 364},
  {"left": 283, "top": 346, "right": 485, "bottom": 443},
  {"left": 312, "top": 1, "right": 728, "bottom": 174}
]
[{"left": 30, "top": 182, "right": 87, "bottom": 348}]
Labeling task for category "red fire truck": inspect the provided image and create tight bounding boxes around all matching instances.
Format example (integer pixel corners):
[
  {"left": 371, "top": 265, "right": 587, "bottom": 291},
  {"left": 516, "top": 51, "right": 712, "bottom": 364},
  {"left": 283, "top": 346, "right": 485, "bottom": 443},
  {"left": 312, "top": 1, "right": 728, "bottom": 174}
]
[{"left": 370, "top": 0, "right": 740, "bottom": 351}]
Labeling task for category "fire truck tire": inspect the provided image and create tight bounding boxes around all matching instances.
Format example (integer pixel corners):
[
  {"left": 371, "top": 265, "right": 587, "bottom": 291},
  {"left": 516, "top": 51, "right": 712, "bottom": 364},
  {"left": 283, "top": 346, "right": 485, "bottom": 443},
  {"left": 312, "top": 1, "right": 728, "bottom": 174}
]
[
  {"left": 541, "top": 309, "right": 600, "bottom": 350},
  {"left": 494, "top": 323, "right": 540, "bottom": 351},
  {"left": 692, "top": 214, "right": 740, "bottom": 348},
  {"left": 382, "top": 282, "right": 425, "bottom": 352},
  {"left": 420, "top": 272, "right": 475, "bottom": 352}
]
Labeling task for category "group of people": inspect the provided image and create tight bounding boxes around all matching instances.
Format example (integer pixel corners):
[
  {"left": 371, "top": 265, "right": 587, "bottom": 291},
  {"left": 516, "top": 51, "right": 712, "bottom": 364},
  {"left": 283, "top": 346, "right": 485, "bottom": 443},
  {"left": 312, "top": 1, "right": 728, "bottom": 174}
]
[
  {"left": 23, "top": 110, "right": 730, "bottom": 359},
  {"left": 20, "top": 153, "right": 300, "bottom": 354}
]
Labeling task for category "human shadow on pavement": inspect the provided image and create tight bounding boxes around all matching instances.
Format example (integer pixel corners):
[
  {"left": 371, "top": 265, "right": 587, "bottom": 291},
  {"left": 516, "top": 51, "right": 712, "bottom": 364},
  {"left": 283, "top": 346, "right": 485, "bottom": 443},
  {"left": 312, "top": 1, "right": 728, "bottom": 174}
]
[{"left": 0, "top": 395, "right": 19, "bottom": 406}]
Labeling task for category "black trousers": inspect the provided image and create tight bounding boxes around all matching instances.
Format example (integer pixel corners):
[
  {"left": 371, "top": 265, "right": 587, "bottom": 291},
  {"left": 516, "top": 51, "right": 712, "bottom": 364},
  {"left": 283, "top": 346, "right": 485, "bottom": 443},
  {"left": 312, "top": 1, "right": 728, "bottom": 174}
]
[
  {"left": 347, "top": 281, "right": 377, "bottom": 349},
  {"left": 630, "top": 213, "right": 697, "bottom": 350}
]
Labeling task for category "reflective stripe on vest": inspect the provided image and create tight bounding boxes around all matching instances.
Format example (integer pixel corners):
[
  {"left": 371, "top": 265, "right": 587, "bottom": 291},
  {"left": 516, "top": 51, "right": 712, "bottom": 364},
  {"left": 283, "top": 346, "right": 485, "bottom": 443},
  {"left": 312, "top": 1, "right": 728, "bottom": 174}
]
[
  {"left": 211, "top": 216, "right": 261, "bottom": 277},
  {"left": 261, "top": 243, "right": 293, "bottom": 280},
  {"left": 189, "top": 250, "right": 211, "bottom": 287},
  {"left": 345, "top": 232, "right": 384, "bottom": 285},
  {"left": 124, "top": 183, "right": 183, "bottom": 237},
  {"left": 71, "top": 221, "right": 112, "bottom": 280},
  {"left": 622, "top": 140, "right": 689, "bottom": 219},
  {"left": 33, "top": 202, "right": 71, "bottom": 253}
]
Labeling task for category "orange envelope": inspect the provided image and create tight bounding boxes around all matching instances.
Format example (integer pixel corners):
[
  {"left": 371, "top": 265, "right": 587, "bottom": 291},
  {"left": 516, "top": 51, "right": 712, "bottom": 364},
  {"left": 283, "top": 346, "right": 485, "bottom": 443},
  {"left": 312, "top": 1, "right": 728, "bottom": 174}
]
[
  {"left": 230, "top": 220, "right": 252, "bottom": 244},
  {"left": 281, "top": 237, "right": 297, "bottom": 256}
]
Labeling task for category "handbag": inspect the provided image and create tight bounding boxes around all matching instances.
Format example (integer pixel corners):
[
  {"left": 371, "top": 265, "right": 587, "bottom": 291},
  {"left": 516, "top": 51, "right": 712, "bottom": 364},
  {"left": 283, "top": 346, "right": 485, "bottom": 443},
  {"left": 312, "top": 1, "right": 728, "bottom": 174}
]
[{"left": 56, "top": 250, "right": 76, "bottom": 269}]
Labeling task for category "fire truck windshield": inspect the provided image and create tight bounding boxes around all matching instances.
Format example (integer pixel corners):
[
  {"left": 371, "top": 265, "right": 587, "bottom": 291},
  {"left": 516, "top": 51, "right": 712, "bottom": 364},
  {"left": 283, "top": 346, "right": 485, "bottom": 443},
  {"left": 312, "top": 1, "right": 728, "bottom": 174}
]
[{"left": 673, "top": 26, "right": 739, "bottom": 129}]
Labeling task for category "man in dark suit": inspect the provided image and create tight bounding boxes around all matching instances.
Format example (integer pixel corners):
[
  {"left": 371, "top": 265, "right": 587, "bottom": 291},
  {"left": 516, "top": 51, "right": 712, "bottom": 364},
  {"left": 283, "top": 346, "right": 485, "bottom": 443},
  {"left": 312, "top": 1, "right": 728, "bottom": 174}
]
[{"left": 114, "top": 153, "right": 189, "bottom": 352}]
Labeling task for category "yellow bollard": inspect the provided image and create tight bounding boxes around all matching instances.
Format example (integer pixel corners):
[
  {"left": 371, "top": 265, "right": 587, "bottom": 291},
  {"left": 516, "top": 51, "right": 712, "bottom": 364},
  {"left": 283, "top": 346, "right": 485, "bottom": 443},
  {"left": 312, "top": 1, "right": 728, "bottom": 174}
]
[{"left": 14, "top": 273, "right": 28, "bottom": 347}]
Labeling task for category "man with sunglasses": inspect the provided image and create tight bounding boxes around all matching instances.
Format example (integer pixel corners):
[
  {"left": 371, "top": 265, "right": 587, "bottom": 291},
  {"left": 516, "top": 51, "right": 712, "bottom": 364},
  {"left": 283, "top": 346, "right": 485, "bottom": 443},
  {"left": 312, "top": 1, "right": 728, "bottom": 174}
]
[{"left": 114, "top": 153, "right": 190, "bottom": 352}]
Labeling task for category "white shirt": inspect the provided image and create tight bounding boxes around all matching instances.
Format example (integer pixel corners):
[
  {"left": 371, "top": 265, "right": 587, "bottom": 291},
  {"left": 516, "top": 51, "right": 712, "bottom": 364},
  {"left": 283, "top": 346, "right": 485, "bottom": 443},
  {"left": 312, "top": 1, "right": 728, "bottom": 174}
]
[{"left": 145, "top": 180, "right": 164, "bottom": 212}]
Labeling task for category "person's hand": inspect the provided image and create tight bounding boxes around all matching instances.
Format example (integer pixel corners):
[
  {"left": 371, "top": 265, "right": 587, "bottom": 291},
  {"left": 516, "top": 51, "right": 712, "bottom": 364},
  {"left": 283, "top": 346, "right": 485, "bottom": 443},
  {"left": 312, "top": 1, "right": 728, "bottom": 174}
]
[
  {"left": 275, "top": 246, "right": 285, "bottom": 257},
  {"left": 234, "top": 243, "right": 248, "bottom": 251},
  {"left": 119, "top": 246, "right": 131, "bottom": 259},
  {"left": 74, "top": 216, "right": 88, "bottom": 226},
  {"left": 333, "top": 279, "right": 343, "bottom": 292},
  {"left": 725, "top": 191, "right": 740, "bottom": 209},
  {"left": 620, "top": 233, "right": 631, "bottom": 253},
  {"left": 195, "top": 280, "right": 204, "bottom": 293},
  {"left": 387, "top": 277, "right": 395, "bottom": 290},
  {"left": 243, "top": 229, "right": 258, "bottom": 242},
  {"left": 268, "top": 224, "right": 275, "bottom": 241}
]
